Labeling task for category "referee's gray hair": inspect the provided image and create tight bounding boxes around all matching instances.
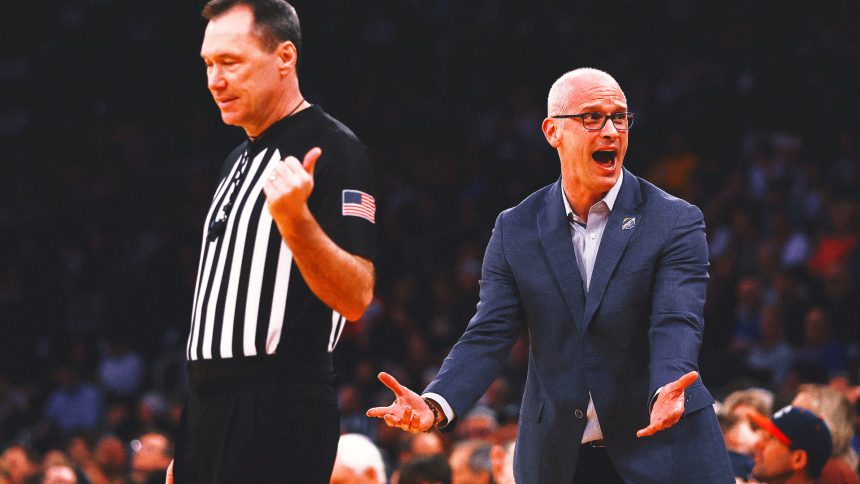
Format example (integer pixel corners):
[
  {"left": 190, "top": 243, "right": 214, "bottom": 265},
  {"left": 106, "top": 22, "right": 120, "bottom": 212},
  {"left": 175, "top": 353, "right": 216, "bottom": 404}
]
[
  {"left": 334, "top": 433, "right": 386, "bottom": 484},
  {"left": 547, "top": 67, "right": 621, "bottom": 116},
  {"left": 202, "top": 0, "right": 302, "bottom": 57}
]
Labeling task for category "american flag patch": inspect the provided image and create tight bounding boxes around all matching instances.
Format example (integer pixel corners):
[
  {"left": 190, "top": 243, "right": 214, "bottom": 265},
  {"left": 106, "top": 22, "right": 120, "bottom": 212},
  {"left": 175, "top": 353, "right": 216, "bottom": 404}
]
[{"left": 342, "top": 189, "right": 376, "bottom": 223}]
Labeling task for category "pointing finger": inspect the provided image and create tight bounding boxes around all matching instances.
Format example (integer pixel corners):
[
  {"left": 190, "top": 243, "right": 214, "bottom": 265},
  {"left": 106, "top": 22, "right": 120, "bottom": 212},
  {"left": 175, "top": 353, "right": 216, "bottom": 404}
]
[
  {"left": 303, "top": 147, "right": 322, "bottom": 175},
  {"left": 377, "top": 372, "right": 404, "bottom": 397}
]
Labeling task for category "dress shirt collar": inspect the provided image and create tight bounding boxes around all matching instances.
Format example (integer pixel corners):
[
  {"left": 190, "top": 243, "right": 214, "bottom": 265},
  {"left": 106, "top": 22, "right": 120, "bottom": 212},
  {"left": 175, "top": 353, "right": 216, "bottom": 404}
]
[{"left": 561, "top": 170, "right": 624, "bottom": 223}]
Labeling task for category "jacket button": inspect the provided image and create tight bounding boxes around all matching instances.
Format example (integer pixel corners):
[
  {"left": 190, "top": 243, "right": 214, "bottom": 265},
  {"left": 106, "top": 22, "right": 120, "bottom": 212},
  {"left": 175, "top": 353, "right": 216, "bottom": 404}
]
[{"left": 575, "top": 409, "right": 584, "bottom": 419}]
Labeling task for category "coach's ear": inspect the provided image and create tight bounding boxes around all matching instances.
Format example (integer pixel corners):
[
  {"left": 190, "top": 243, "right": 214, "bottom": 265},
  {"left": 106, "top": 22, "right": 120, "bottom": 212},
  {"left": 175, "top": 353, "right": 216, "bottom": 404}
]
[{"left": 542, "top": 117, "right": 561, "bottom": 148}]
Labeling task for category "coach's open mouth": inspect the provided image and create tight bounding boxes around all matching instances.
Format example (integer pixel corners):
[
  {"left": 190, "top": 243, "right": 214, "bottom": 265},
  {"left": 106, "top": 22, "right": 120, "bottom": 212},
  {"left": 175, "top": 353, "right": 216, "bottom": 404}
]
[{"left": 592, "top": 149, "right": 617, "bottom": 168}]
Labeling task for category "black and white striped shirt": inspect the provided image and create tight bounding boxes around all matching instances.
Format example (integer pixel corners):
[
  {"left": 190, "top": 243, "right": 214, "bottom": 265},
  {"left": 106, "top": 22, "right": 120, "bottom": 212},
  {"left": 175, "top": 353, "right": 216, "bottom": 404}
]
[{"left": 187, "top": 105, "right": 375, "bottom": 362}]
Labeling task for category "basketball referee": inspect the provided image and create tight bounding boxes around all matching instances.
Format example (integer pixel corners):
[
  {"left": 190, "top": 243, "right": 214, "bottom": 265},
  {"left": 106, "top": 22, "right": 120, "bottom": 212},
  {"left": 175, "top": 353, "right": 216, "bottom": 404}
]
[{"left": 169, "top": 1, "right": 375, "bottom": 482}]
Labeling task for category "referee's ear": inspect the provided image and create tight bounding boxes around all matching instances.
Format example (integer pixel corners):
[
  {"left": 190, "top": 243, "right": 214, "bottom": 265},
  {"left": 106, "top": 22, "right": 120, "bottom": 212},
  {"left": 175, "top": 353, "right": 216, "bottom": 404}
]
[{"left": 276, "top": 41, "right": 298, "bottom": 77}]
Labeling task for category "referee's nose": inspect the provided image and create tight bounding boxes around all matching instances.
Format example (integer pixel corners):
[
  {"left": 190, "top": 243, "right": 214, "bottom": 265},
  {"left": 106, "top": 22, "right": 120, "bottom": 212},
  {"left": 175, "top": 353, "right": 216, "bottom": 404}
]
[{"left": 207, "top": 65, "right": 227, "bottom": 93}]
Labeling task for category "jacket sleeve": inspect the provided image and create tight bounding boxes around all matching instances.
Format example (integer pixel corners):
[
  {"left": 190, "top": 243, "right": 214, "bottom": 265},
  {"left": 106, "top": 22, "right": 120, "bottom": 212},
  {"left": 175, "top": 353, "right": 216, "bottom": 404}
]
[
  {"left": 647, "top": 203, "right": 710, "bottom": 405},
  {"left": 424, "top": 211, "right": 524, "bottom": 427}
]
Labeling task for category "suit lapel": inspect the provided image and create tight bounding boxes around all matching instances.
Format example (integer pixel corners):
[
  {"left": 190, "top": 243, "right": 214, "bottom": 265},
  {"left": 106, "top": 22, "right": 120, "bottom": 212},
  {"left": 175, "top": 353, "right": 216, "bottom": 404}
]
[
  {"left": 582, "top": 169, "right": 643, "bottom": 329},
  {"left": 538, "top": 180, "right": 586, "bottom": 328}
]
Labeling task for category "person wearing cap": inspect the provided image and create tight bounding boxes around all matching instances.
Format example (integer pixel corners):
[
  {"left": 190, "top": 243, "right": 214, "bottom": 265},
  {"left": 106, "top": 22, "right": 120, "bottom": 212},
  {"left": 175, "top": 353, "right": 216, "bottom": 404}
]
[{"left": 749, "top": 405, "right": 833, "bottom": 483}]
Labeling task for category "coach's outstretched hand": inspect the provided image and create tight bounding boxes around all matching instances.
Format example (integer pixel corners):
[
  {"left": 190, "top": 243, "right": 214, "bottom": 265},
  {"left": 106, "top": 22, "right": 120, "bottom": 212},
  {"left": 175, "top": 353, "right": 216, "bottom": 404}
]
[
  {"left": 636, "top": 370, "right": 699, "bottom": 438},
  {"left": 366, "top": 372, "right": 436, "bottom": 433}
]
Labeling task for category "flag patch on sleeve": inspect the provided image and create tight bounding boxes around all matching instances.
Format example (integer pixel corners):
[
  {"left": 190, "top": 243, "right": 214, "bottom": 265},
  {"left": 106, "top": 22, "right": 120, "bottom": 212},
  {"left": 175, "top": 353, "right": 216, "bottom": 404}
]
[{"left": 342, "top": 189, "right": 376, "bottom": 223}]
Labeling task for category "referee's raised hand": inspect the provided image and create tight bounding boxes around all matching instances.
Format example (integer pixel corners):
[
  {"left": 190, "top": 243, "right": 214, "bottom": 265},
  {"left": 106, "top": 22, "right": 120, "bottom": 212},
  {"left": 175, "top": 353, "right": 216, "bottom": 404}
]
[
  {"left": 367, "top": 372, "right": 435, "bottom": 434},
  {"left": 263, "top": 146, "right": 322, "bottom": 223}
]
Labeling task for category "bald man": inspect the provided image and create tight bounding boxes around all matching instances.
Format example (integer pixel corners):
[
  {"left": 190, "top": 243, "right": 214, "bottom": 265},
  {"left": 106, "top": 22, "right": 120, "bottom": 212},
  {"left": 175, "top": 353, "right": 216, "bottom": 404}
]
[
  {"left": 369, "top": 68, "right": 732, "bottom": 483},
  {"left": 329, "top": 434, "right": 386, "bottom": 484}
]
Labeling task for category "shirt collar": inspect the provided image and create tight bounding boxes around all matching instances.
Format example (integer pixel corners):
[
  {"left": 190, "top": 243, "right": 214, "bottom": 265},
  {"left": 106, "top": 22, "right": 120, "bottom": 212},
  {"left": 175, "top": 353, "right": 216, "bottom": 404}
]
[{"left": 562, "top": 169, "right": 624, "bottom": 221}]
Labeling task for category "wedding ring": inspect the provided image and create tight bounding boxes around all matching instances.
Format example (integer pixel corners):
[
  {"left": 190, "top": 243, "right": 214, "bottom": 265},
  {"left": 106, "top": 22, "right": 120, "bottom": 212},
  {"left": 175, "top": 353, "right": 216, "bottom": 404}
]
[{"left": 268, "top": 174, "right": 278, "bottom": 182}]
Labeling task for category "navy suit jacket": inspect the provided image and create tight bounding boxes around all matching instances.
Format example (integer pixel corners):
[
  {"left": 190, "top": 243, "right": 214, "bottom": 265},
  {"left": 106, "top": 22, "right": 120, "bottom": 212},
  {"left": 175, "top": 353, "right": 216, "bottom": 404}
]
[{"left": 425, "top": 169, "right": 733, "bottom": 483}]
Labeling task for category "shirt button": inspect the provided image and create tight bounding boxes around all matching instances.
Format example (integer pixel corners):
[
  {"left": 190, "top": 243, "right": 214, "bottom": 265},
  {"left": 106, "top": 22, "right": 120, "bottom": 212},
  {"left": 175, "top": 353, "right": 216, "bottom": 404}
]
[
  {"left": 589, "top": 233, "right": 596, "bottom": 239},
  {"left": 575, "top": 409, "right": 584, "bottom": 419}
]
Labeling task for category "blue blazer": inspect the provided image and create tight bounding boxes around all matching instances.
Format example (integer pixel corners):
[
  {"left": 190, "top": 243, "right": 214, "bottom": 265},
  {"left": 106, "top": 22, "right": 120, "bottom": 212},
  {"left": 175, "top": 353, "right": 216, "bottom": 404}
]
[{"left": 425, "top": 169, "right": 733, "bottom": 483}]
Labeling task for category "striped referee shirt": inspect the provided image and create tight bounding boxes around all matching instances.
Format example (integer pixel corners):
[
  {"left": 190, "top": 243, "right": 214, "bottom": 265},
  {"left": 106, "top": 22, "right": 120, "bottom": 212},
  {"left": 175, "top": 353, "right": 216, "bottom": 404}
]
[{"left": 187, "top": 105, "right": 375, "bottom": 362}]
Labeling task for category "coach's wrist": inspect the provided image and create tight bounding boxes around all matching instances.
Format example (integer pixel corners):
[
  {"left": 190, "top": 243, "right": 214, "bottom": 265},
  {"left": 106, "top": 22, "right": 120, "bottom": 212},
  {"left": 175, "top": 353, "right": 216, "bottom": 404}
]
[{"left": 422, "top": 397, "right": 447, "bottom": 429}]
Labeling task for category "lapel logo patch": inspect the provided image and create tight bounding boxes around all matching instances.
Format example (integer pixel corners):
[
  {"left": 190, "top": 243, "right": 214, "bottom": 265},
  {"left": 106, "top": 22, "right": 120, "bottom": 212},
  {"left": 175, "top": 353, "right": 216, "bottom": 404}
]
[{"left": 621, "top": 217, "right": 636, "bottom": 230}]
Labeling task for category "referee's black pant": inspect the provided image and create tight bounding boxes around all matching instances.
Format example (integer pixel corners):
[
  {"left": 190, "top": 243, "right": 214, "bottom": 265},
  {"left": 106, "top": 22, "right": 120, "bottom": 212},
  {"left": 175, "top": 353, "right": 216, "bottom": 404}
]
[{"left": 174, "top": 354, "right": 339, "bottom": 483}]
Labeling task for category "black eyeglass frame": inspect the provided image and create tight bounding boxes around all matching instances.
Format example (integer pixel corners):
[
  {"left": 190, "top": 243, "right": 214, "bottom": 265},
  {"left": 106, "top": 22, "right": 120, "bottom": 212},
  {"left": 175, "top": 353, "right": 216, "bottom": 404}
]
[{"left": 550, "top": 112, "right": 635, "bottom": 131}]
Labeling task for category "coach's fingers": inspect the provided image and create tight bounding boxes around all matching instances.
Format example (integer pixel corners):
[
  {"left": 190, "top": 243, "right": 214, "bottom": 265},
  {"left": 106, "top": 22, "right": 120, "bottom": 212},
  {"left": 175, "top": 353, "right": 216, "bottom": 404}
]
[
  {"left": 403, "top": 406, "right": 413, "bottom": 429},
  {"left": 667, "top": 371, "right": 698, "bottom": 393},
  {"left": 165, "top": 459, "right": 174, "bottom": 484},
  {"left": 377, "top": 372, "right": 405, "bottom": 397},
  {"left": 383, "top": 413, "right": 404, "bottom": 428},
  {"left": 636, "top": 421, "right": 661, "bottom": 437},
  {"left": 366, "top": 404, "right": 396, "bottom": 418}
]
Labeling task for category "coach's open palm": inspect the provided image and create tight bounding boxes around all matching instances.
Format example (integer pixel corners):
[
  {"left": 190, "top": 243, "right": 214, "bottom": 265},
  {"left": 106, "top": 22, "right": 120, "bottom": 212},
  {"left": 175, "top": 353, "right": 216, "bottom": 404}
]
[
  {"left": 637, "top": 370, "right": 699, "bottom": 437},
  {"left": 366, "top": 372, "right": 435, "bottom": 433}
]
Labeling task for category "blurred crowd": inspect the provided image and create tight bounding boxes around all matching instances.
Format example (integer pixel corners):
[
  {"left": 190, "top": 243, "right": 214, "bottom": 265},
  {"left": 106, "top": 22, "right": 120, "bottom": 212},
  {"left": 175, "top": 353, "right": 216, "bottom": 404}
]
[{"left": 2, "top": 1, "right": 860, "bottom": 482}]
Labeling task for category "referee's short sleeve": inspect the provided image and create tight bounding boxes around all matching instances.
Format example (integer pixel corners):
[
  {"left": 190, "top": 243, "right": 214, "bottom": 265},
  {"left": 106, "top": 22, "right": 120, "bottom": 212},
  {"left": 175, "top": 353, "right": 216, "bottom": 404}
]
[{"left": 308, "top": 134, "right": 376, "bottom": 262}]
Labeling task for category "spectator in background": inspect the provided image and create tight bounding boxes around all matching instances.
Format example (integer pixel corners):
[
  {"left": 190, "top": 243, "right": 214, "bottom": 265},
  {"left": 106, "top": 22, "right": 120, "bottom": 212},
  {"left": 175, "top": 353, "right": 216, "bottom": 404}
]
[
  {"left": 728, "top": 276, "right": 765, "bottom": 355},
  {"left": 94, "top": 434, "right": 128, "bottom": 484},
  {"left": 744, "top": 304, "right": 795, "bottom": 387},
  {"left": 397, "top": 433, "right": 444, "bottom": 466},
  {"left": 722, "top": 388, "right": 775, "bottom": 420},
  {"left": 98, "top": 337, "right": 145, "bottom": 400},
  {"left": 130, "top": 431, "right": 172, "bottom": 484},
  {"left": 449, "top": 439, "right": 493, "bottom": 484},
  {"left": 718, "top": 411, "right": 757, "bottom": 482},
  {"left": 792, "top": 384, "right": 859, "bottom": 482},
  {"left": 330, "top": 433, "right": 387, "bottom": 484},
  {"left": 795, "top": 307, "right": 846, "bottom": 380},
  {"left": 489, "top": 440, "right": 515, "bottom": 484},
  {"left": 339, "top": 384, "right": 376, "bottom": 438},
  {"left": 767, "top": 210, "right": 812, "bottom": 269},
  {"left": 0, "top": 445, "right": 37, "bottom": 484},
  {"left": 807, "top": 199, "right": 859, "bottom": 278},
  {"left": 452, "top": 406, "right": 497, "bottom": 443},
  {"left": 395, "top": 454, "right": 451, "bottom": 484},
  {"left": 41, "top": 366, "right": 103, "bottom": 437},
  {"left": 821, "top": 265, "right": 860, "bottom": 353},
  {"left": 41, "top": 463, "right": 78, "bottom": 484},
  {"left": 0, "top": 377, "right": 27, "bottom": 443},
  {"left": 749, "top": 406, "right": 833, "bottom": 484},
  {"left": 38, "top": 450, "right": 87, "bottom": 484}
]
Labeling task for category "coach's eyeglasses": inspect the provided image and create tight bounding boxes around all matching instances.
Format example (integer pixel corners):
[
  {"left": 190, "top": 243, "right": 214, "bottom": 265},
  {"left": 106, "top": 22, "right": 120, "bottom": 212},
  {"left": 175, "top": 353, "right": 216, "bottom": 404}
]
[{"left": 551, "top": 112, "right": 634, "bottom": 131}]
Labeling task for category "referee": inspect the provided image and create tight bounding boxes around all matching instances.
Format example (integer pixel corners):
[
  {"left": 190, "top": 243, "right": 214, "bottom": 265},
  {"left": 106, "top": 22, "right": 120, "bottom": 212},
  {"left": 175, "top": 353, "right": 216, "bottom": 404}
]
[{"left": 169, "top": 1, "right": 375, "bottom": 482}]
